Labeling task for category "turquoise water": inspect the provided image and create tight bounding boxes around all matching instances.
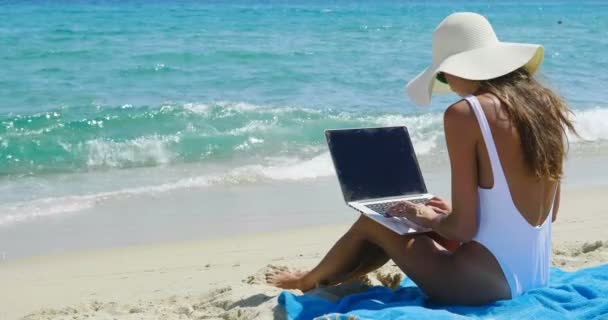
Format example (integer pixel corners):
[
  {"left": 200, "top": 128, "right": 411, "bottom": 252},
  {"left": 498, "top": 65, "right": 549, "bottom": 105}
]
[{"left": 1, "top": 1, "right": 608, "bottom": 228}]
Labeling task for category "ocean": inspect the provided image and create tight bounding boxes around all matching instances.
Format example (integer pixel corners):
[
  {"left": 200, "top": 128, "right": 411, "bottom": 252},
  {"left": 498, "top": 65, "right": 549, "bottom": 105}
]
[{"left": 1, "top": 0, "right": 607, "bottom": 258}]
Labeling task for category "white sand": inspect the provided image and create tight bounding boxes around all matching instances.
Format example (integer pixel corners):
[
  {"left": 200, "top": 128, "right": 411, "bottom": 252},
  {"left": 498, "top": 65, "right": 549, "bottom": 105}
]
[{"left": 2, "top": 186, "right": 607, "bottom": 320}]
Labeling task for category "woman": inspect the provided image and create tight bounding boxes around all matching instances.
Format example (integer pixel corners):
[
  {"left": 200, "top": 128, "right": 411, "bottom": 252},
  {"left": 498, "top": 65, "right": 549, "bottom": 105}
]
[{"left": 267, "top": 12, "right": 576, "bottom": 304}]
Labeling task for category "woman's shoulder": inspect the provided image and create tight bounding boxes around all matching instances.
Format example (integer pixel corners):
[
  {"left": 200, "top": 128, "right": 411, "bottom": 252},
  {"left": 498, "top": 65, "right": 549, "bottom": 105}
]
[
  {"left": 444, "top": 98, "right": 475, "bottom": 127},
  {"left": 443, "top": 98, "right": 481, "bottom": 146},
  {"left": 444, "top": 94, "right": 498, "bottom": 125}
]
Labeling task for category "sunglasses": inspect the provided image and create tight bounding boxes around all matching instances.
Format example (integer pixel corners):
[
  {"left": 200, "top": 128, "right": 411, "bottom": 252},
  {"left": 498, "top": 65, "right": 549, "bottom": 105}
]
[{"left": 436, "top": 72, "right": 448, "bottom": 84}]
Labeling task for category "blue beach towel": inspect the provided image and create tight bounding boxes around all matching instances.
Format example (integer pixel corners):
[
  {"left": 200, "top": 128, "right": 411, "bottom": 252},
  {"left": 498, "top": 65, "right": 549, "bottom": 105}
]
[{"left": 278, "top": 264, "right": 608, "bottom": 320}]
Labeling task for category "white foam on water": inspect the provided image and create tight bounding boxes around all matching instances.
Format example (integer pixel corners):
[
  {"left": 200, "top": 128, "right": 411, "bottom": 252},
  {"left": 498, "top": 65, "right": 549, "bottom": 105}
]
[
  {"left": 569, "top": 107, "right": 608, "bottom": 142},
  {"left": 0, "top": 196, "right": 97, "bottom": 226},
  {"left": 214, "top": 101, "right": 260, "bottom": 112},
  {"left": 84, "top": 134, "right": 180, "bottom": 168},
  {"left": 182, "top": 103, "right": 211, "bottom": 114},
  {"left": 234, "top": 136, "right": 265, "bottom": 150},
  {"left": 3, "top": 105, "right": 607, "bottom": 227},
  {"left": 227, "top": 119, "right": 276, "bottom": 135},
  {"left": 223, "top": 152, "right": 334, "bottom": 182},
  {"left": 372, "top": 113, "right": 444, "bottom": 155},
  {"left": 0, "top": 153, "right": 336, "bottom": 227}
]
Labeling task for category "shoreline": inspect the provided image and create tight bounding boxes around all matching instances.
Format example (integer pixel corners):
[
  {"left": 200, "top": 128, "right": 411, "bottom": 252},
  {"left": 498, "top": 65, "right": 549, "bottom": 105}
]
[
  {"left": 3, "top": 151, "right": 608, "bottom": 262},
  {"left": 2, "top": 185, "right": 607, "bottom": 319}
]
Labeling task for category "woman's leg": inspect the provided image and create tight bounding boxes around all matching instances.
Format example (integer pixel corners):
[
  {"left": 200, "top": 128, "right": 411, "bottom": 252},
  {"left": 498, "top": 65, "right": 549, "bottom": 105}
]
[
  {"left": 336, "top": 214, "right": 509, "bottom": 304},
  {"left": 266, "top": 216, "right": 389, "bottom": 291},
  {"left": 320, "top": 240, "right": 390, "bottom": 286},
  {"left": 267, "top": 214, "right": 509, "bottom": 304},
  {"left": 340, "top": 231, "right": 465, "bottom": 286}
]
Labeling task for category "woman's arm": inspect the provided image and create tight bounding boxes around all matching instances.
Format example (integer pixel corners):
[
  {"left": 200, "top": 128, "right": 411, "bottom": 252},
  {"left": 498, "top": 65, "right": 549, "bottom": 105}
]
[
  {"left": 388, "top": 100, "right": 480, "bottom": 242},
  {"left": 430, "top": 99, "right": 480, "bottom": 242}
]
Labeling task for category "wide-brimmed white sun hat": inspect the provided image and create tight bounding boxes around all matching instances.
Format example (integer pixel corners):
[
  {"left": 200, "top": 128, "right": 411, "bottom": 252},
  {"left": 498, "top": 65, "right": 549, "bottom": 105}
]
[{"left": 406, "top": 12, "right": 544, "bottom": 106}]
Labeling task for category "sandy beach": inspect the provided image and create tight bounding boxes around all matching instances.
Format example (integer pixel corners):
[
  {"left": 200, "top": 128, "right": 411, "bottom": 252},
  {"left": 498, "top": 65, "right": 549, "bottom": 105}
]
[
  {"left": 1, "top": 183, "right": 606, "bottom": 320},
  {"left": 2, "top": 2, "right": 608, "bottom": 319}
]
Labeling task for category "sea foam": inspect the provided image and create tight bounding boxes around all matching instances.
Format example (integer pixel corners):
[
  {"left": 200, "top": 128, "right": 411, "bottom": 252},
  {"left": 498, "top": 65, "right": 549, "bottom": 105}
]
[
  {"left": 2, "top": 103, "right": 608, "bottom": 226},
  {"left": 569, "top": 107, "right": 608, "bottom": 142},
  {"left": 0, "top": 153, "right": 337, "bottom": 226}
]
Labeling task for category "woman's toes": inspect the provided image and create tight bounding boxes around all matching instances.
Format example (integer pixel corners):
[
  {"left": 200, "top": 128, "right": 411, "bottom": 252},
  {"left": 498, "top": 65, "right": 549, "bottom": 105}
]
[{"left": 262, "top": 265, "right": 314, "bottom": 290}]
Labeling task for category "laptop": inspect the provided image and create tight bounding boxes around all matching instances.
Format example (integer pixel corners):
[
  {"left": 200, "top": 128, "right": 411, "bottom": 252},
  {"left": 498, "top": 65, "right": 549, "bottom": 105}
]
[{"left": 325, "top": 126, "right": 432, "bottom": 235}]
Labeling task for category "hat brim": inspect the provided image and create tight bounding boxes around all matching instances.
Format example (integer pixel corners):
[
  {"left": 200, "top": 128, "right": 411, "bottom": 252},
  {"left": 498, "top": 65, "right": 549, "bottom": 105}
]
[{"left": 406, "top": 42, "right": 544, "bottom": 106}]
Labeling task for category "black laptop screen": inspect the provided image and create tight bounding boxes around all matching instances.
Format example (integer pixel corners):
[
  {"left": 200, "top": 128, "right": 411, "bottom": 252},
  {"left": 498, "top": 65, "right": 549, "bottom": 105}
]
[{"left": 326, "top": 126, "right": 427, "bottom": 202}]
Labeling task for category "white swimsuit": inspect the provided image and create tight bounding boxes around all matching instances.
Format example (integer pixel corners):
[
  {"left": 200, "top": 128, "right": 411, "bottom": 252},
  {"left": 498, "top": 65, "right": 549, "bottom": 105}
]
[{"left": 464, "top": 95, "right": 553, "bottom": 298}]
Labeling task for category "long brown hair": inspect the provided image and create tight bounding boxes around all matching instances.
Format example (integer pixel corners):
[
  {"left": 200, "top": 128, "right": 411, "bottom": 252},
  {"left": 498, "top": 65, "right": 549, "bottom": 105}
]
[{"left": 478, "top": 68, "right": 577, "bottom": 181}]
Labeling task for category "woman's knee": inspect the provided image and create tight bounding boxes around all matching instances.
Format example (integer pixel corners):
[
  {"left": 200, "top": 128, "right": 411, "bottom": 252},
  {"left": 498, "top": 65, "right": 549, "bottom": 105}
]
[
  {"left": 352, "top": 214, "right": 379, "bottom": 230},
  {"left": 349, "top": 214, "right": 368, "bottom": 232},
  {"left": 342, "top": 215, "right": 373, "bottom": 241},
  {"left": 350, "top": 215, "right": 388, "bottom": 239}
]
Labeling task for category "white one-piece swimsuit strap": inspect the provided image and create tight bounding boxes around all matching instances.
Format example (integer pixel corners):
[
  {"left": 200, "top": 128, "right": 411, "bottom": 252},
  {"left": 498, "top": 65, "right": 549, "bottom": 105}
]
[{"left": 464, "top": 95, "right": 553, "bottom": 298}]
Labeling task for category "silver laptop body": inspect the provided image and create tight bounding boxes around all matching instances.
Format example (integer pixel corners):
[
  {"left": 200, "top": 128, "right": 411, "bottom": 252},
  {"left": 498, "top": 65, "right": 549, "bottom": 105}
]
[{"left": 325, "top": 126, "right": 432, "bottom": 235}]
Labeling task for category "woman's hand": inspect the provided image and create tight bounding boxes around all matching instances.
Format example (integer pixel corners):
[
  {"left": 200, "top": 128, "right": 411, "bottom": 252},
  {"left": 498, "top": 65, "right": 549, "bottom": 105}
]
[
  {"left": 386, "top": 200, "right": 441, "bottom": 229},
  {"left": 426, "top": 196, "right": 452, "bottom": 215}
]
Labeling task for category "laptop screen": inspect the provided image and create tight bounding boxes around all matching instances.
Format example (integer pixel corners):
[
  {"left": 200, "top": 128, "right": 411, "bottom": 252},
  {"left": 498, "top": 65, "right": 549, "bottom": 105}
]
[{"left": 326, "top": 126, "right": 427, "bottom": 203}]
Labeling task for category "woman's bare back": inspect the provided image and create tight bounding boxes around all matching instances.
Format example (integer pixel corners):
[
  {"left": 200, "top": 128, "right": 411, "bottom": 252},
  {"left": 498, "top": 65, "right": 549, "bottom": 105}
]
[{"left": 474, "top": 93, "right": 560, "bottom": 226}]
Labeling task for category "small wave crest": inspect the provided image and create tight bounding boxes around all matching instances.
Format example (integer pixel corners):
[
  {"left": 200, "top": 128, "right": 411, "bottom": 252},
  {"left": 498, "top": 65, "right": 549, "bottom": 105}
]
[
  {"left": 1, "top": 102, "right": 606, "bottom": 177},
  {"left": 84, "top": 135, "right": 180, "bottom": 168},
  {"left": 0, "top": 102, "right": 444, "bottom": 176},
  {"left": 569, "top": 108, "right": 608, "bottom": 142},
  {"left": 3, "top": 105, "right": 608, "bottom": 226},
  {"left": 0, "top": 153, "right": 335, "bottom": 226}
]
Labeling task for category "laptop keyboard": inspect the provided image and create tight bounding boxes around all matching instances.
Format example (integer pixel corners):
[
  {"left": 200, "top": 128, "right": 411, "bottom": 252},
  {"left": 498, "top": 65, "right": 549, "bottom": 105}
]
[{"left": 365, "top": 198, "right": 429, "bottom": 217}]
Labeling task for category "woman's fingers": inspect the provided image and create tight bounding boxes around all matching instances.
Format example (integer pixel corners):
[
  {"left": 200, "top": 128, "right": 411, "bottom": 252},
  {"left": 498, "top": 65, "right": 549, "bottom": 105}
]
[
  {"left": 387, "top": 201, "right": 411, "bottom": 217},
  {"left": 387, "top": 200, "right": 421, "bottom": 217},
  {"left": 427, "top": 205, "right": 449, "bottom": 215},
  {"left": 428, "top": 198, "right": 445, "bottom": 207},
  {"left": 427, "top": 196, "right": 451, "bottom": 212},
  {"left": 388, "top": 200, "right": 448, "bottom": 219},
  {"left": 427, "top": 198, "right": 441, "bottom": 205},
  {"left": 386, "top": 203, "right": 402, "bottom": 216}
]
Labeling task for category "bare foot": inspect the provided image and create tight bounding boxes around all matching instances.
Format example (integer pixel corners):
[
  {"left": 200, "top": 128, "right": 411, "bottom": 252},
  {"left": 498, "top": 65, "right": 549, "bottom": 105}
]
[
  {"left": 375, "top": 270, "right": 403, "bottom": 290},
  {"left": 265, "top": 265, "right": 314, "bottom": 291}
]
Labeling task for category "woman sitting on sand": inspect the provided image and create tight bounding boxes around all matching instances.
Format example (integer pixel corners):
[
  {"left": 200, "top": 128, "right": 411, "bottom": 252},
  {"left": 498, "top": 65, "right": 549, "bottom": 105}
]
[{"left": 267, "top": 12, "right": 576, "bottom": 304}]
